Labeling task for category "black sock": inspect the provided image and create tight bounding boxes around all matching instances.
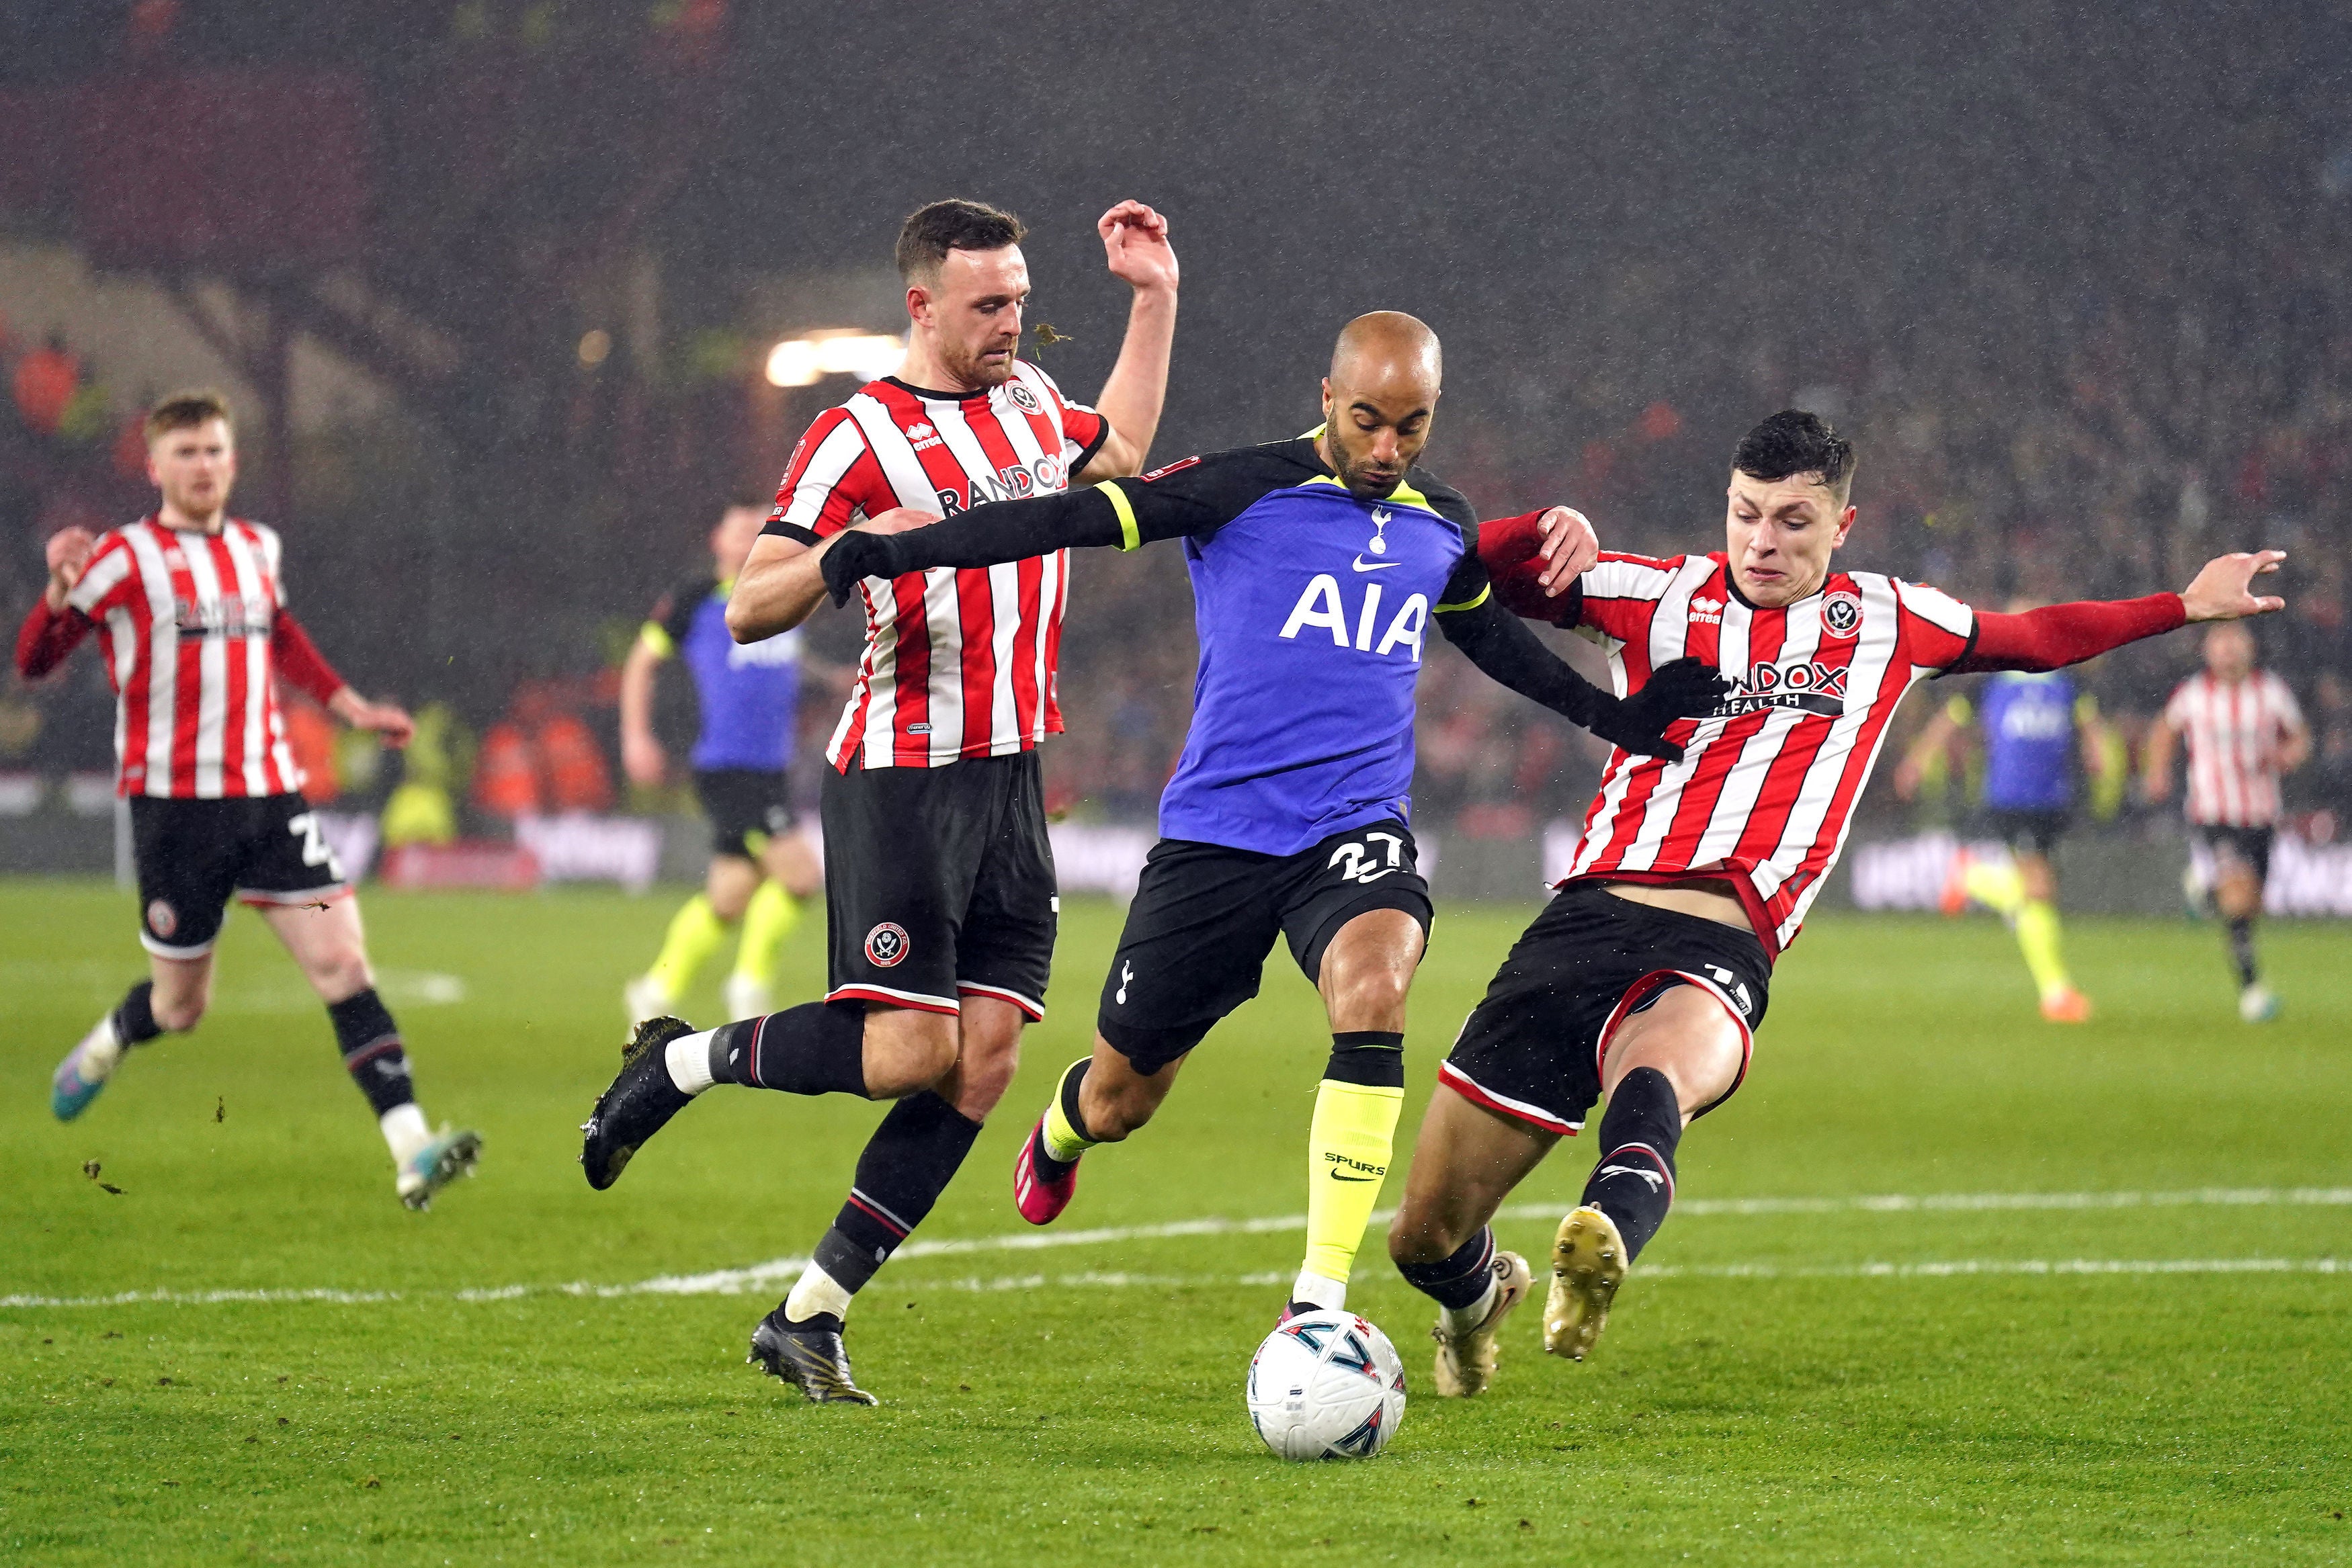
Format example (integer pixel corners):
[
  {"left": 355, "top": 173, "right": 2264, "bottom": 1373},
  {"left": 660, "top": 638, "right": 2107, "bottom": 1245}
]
[
  {"left": 707, "top": 1003, "right": 869, "bottom": 1098},
  {"left": 1326, "top": 1029, "right": 1406, "bottom": 1086},
  {"left": 327, "top": 988, "right": 414, "bottom": 1116},
  {"left": 113, "top": 981, "right": 163, "bottom": 1045},
  {"left": 1580, "top": 1065, "right": 1682, "bottom": 1263},
  {"left": 1396, "top": 1226, "right": 1498, "bottom": 1309},
  {"left": 1031, "top": 1058, "right": 1094, "bottom": 1182},
  {"left": 2226, "top": 916, "right": 2259, "bottom": 988},
  {"left": 806, "top": 1091, "right": 983, "bottom": 1304}
]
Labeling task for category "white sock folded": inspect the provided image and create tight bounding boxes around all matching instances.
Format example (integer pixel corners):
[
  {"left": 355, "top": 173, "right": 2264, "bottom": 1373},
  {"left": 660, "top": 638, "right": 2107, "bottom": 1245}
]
[
  {"left": 785, "top": 1262, "right": 853, "bottom": 1324},
  {"left": 380, "top": 1102, "right": 433, "bottom": 1165},
  {"left": 665, "top": 1029, "right": 716, "bottom": 1096},
  {"left": 1290, "top": 1268, "right": 1347, "bottom": 1313},
  {"left": 1439, "top": 1274, "right": 1501, "bottom": 1336}
]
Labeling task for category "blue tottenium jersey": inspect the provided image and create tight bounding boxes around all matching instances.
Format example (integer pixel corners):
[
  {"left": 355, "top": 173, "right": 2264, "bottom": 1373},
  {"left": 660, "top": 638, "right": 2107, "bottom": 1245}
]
[
  {"left": 1091, "top": 439, "right": 1486, "bottom": 856},
  {"left": 644, "top": 576, "right": 803, "bottom": 773},
  {"left": 1976, "top": 669, "right": 2077, "bottom": 812}
]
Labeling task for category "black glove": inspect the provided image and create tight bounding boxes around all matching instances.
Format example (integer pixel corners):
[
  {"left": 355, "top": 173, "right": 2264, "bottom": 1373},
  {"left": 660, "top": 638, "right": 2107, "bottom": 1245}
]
[
  {"left": 818, "top": 530, "right": 907, "bottom": 606},
  {"left": 1585, "top": 656, "right": 1729, "bottom": 762}
]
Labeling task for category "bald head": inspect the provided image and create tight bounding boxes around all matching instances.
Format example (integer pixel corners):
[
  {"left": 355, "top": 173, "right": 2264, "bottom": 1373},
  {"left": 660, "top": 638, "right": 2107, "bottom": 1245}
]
[
  {"left": 1318, "top": 312, "right": 1443, "bottom": 497},
  {"left": 1329, "top": 311, "right": 1442, "bottom": 392}
]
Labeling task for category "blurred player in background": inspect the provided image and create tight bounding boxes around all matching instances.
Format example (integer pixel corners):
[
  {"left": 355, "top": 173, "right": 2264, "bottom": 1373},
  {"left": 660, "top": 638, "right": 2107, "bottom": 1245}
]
[
  {"left": 1893, "top": 620, "right": 2117, "bottom": 1021},
  {"left": 2143, "top": 622, "right": 2309, "bottom": 1022},
  {"left": 13, "top": 392, "right": 482, "bottom": 1209},
  {"left": 1383, "top": 410, "right": 2287, "bottom": 1395},
  {"left": 620, "top": 496, "right": 827, "bottom": 1026},
  {"left": 581, "top": 197, "right": 1178, "bottom": 1403},
  {"left": 815, "top": 312, "right": 1720, "bottom": 1350}
]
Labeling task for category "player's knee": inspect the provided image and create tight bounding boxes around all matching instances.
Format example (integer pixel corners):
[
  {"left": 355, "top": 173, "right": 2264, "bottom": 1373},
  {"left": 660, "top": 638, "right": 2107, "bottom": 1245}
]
[
  {"left": 1322, "top": 949, "right": 1415, "bottom": 1025},
  {"left": 306, "top": 948, "right": 374, "bottom": 1003},
  {"left": 1081, "top": 1074, "right": 1159, "bottom": 1141},
  {"left": 862, "top": 1014, "right": 958, "bottom": 1100},
  {"left": 1386, "top": 1203, "right": 1458, "bottom": 1266}
]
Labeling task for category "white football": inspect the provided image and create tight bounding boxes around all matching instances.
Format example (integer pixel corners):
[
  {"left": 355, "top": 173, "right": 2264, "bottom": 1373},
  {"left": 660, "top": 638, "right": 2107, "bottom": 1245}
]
[{"left": 1245, "top": 1309, "right": 1407, "bottom": 1461}]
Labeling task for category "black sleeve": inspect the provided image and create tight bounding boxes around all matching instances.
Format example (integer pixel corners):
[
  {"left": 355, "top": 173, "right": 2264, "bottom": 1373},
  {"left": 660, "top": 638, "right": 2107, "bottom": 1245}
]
[
  {"left": 820, "top": 447, "right": 1300, "bottom": 601},
  {"left": 1434, "top": 591, "right": 1609, "bottom": 729},
  {"left": 644, "top": 576, "right": 707, "bottom": 654}
]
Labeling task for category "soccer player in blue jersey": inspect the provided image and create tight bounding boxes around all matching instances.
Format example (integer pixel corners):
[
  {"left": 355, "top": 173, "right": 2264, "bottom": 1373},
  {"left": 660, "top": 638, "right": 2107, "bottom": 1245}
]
[
  {"left": 813, "top": 312, "right": 1724, "bottom": 1329},
  {"left": 619, "top": 498, "right": 828, "bottom": 1025},
  {"left": 1894, "top": 610, "right": 2115, "bottom": 1022}
]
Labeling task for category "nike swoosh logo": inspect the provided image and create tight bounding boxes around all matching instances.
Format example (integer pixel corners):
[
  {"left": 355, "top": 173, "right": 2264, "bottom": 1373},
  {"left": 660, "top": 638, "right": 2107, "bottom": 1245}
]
[
  {"left": 1331, "top": 1174, "right": 1379, "bottom": 1182},
  {"left": 1351, "top": 557, "right": 1402, "bottom": 572},
  {"left": 1351, "top": 867, "right": 1396, "bottom": 883}
]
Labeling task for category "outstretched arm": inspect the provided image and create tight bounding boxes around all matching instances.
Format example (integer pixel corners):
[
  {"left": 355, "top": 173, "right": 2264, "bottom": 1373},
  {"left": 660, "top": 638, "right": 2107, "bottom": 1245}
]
[
  {"left": 818, "top": 487, "right": 1131, "bottom": 605},
  {"left": 1954, "top": 551, "right": 2287, "bottom": 674},
  {"left": 273, "top": 611, "right": 413, "bottom": 747},
  {"left": 1892, "top": 703, "right": 1966, "bottom": 800},
  {"left": 1072, "top": 200, "right": 1179, "bottom": 482},
  {"left": 1436, "top": 593, "right": 1727, "bottom": 760}
]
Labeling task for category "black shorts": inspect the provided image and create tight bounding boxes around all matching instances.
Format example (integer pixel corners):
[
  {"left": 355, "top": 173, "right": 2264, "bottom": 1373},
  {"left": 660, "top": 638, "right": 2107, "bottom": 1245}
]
[
  {"left": 1097, "top": 820, "right": 1434, "bottom": 1074},
  {"left": 1441, "top": 881, "right": 1771, "bottom": 1137},
  {"left": 2196, "top": 824, "right": 2275, "bottom": 883},
  {"left": 696, "top": 768, "right": 797, "bottom": 859},
  {"left": 1985, "top": 808, "right": 2071, "bottom": 859},
  {"left": 130, "top": 793, "right": 349, "bottom": 959},
  {"left": 819, "top": 751, "right": 1056, "bottom": 1020}
]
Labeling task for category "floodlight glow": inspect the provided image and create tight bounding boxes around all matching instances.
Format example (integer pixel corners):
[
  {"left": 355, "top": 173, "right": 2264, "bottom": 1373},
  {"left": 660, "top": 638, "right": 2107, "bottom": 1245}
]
[{"left": 765, "top": 332, "right": 905, "bottom": 388}]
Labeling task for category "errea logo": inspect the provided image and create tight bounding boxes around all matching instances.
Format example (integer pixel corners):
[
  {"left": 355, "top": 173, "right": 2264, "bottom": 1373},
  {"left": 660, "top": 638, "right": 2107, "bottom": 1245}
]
[
  {"left": 1689, "top": 596, "right": 1725, "bottom": 625},
  {"left": 905, "top": 421, "right": 944, "bottom": 451}
]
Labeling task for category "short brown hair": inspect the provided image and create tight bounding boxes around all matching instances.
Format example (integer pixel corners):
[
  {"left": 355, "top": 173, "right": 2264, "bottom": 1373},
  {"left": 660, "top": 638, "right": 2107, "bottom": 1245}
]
[
  {"left": 145, "top": 390, "right": 234, "bottom": 445},
  {"left": 895, "top": 199, "right": 1025, "bottom": 284}
]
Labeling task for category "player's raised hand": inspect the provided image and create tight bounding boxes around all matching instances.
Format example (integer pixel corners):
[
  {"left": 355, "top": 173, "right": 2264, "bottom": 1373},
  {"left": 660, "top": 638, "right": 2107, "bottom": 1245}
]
[
  {"left": 1099, "top": 200, "right": 1178, "bottom": 294},
  {"left": 1531, "top": 506, "right": 1600, "bottom": 595},
  {"left": 2181, "top": 550, "right": 2287, "bottom": 622},
  {"left": 1586, "top": 657, "right": 1730, "bottom": 762},
  {"left": 45, "top": 527, "right": 95, "bottom": 582}
]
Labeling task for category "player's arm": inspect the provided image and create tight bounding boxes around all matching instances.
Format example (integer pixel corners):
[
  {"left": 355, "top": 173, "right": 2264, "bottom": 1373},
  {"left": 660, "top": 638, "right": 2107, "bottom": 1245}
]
[
  {"left": 1070, "top": 201, "right": 1179, "bottom": 482},
  {"left": 1433, "top": 558, "right": 1727, "bottom": 761},
  {"left": 16, "top": 527, "right": 97, "bottom": 679},
  {"left": 817, "top": 453, "right": 1270, "bottom": 605},
  {"left": 2142, "top": 711, "right": 2181, "bottom": 803},
  {"left": 2276, "top": 693, "right": 2314, "bottom": 775},
  {"left": 730, "top": 512, "right": 942, "bottom": 642},
  {"left": 1893, "top": 699, "right": 1968, "bottom": 801},
  {"left": 1951, "top": 551, "right": 2287, "bottom": 675},
  {"left": 2075, "top": 695, "right": 2111, "bottom": 781},
  {"left": 618, "top": 634, "right": 669, "bottom": 789},
  {"left": 272, "top": 611, "right": 414, "bottom": 748}
]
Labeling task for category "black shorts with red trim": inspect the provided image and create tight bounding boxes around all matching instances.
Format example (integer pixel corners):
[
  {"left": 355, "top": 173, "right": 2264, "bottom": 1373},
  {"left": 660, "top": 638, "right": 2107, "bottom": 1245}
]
[
  {"left": 818, "top": 750, "right": 1056, "bottom": 1020},
  {"left": 1440, "top": 881, "right": 1770, "bottom": 1137},
  {"left": 130, "top": 793, "right": 349, "bottom": 959},
  {"left": 1096, "top": 820, "right": 1433, "bottom": 1074}
]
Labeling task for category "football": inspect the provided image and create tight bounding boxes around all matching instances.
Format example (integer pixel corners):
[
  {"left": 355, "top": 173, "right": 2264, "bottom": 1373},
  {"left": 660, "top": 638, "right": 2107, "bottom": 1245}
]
[{"left": 1244, "top": 1309, "right": 1408, "bottom": 1461}]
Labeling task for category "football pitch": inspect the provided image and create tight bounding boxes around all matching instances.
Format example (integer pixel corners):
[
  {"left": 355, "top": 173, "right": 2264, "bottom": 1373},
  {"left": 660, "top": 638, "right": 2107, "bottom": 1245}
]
[{"left": 3, "top": 878, "right": 2347, "bottom": 1565}]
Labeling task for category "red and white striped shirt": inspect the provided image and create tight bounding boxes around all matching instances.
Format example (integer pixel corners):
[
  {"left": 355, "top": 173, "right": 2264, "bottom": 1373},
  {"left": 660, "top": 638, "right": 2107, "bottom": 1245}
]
[
  {"left": 66, "top": 516, "right": 304, "bottom": 799},
  {"left": 1540, "top": 552, "right": 1976, "bottom": 957},
  {"left": 766, "top": 363, "right": 1108, "bottom": 770},
  {"left": 2162, "top": 670, "right": 2304, "bottom": 826}
]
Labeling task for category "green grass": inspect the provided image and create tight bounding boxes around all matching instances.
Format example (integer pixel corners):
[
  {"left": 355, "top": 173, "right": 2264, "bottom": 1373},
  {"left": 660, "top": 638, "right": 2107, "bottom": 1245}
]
[{"left": 3, "top": 877, "right": 2349, "bottom": 1565}]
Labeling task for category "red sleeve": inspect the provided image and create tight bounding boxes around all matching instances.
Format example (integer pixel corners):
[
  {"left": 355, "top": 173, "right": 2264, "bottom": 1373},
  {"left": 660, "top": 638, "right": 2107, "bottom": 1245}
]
[
  {"left": 765, "top": 406, "right": 886, "bottom": 543},
  {"left": 270, "top": 611, "right": 348, "bottom": 704},
  {"left": 1476, "top": 510, "right": 1583, "bottom": 624},
  {"left": 15, "top": 599, "right": 91, "bottom": 679},
  {"left": 1949, "top": 593, "right": 2186, "bottom": 674}
]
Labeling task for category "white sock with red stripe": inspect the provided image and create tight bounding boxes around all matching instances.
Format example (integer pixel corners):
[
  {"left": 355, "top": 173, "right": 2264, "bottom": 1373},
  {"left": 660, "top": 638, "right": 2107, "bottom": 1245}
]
[{"left": 1579, "top": 1065, "right": 1683, "bottom": 1264}]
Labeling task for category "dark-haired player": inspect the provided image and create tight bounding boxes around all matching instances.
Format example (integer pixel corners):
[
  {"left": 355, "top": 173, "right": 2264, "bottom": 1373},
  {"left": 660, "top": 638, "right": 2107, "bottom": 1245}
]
[
  {"left": 1382, "top": 409, "right": 2289, "bottom": 1395},
  {"left": 621, "top": 496, "right": 826, "bottom": 1027},
  {"left": 581, "top": 197, "right": 1177, "bottom": 1403},
  {"left": 15, "top": 392, "right": 482, "bottom": 1209},
  {"left": 812, "top": 311, "right": 1723, "bottom": 1352},
  {"left": 2143, "top": 621, "right": 2308, "bottom": 1021}
]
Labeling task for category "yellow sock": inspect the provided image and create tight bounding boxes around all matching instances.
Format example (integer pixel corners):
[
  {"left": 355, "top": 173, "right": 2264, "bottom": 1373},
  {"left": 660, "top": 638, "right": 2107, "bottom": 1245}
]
[
  {"left": 730, "top": 881, "right": 800, "bottom": 987},
  {"left": 2015, "top": 898, "right": 2074, "bottom": 1000},
  {"left": 1040, "top": 1058, "right": 1096, "bottom": 1164},
  {"left": 1302, "top": 1078, "right": 1405, "bottom": 1284},
  {"left": 646, "top": 894, "right": 729, "bottom": 1000},
  {"left": 1962, "top": 858, "right": 2027, "bottom": 918}
]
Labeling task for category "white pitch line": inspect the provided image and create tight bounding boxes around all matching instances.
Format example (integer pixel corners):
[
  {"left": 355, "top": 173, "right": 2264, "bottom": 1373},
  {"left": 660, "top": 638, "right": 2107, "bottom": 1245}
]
[{"left": 5, "top": 1186, "right": 2350, "bottom": 1311}]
